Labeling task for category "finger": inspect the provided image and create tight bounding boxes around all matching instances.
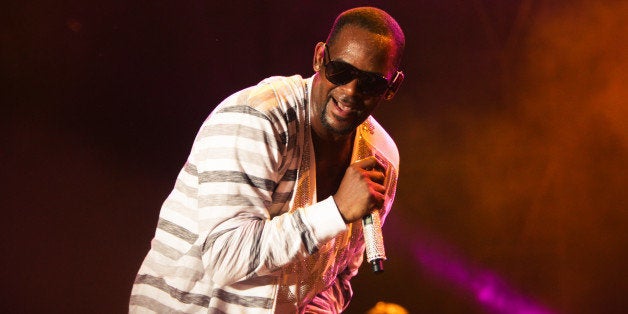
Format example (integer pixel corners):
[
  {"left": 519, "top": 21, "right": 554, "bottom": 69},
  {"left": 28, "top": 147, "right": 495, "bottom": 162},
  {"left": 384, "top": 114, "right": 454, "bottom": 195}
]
[
  {"left": 371, "top": 180, "right": 386, "bottom": 194},
  {"left": 353, "top": 156, "right": 379, "bottom": 170},
  {"left": 368, "top": 188, "right": 386, "bottom": 210},
  {"left": 368, "top": 169, "right": 386, "bottom": 184},
  {"left": 354, "top": 155, "right": 387, "bottom": 172}
]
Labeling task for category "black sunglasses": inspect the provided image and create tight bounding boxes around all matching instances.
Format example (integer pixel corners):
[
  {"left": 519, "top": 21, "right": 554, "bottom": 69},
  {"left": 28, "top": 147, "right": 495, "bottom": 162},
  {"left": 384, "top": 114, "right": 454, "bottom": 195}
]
[{"left": 323, "top": 44, "right": 402, "bottom": 97}]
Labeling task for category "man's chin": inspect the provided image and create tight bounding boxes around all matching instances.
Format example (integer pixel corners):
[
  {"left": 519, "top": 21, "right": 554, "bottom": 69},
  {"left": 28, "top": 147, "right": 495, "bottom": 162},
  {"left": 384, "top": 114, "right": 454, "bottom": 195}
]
[
  {"left": 320, "top": 105, "right": 360, "bottom": 136},
  {"left": 323, "top": 118, "right": 357, "bottom": 136}
]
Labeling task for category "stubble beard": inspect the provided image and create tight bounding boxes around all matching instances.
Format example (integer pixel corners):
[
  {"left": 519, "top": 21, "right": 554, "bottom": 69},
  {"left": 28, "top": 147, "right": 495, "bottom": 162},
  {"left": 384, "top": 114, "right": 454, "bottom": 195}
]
[{"left": 320, "top": 104, "right": 359, "bottom": 136}]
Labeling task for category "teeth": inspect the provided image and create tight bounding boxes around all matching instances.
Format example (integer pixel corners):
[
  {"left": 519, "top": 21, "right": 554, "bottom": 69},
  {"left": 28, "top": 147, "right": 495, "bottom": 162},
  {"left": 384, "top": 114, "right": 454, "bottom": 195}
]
[
  {"left": 332, "top": 97, "right": 352, "bottom": 112},
  {"left": 338, "top": 102, "right": 350, "bottom": 111}
]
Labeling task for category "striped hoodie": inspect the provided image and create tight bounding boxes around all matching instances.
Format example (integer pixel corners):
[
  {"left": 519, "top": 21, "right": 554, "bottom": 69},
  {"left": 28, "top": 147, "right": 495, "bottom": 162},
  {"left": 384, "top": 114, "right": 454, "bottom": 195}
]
[{"left": 130, "top": 75, "right": 399, "bottom": 313}]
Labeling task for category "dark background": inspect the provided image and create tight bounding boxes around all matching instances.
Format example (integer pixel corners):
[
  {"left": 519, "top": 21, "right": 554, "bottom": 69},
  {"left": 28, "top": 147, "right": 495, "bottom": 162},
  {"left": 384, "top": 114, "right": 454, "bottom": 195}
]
[{"left": 3, "top": 1, "right": 627, "bottom": 313}]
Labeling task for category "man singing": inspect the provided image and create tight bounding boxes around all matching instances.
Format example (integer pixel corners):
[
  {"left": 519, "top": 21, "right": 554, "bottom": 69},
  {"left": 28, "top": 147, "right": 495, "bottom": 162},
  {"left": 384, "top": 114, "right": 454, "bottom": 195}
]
[{"left": 130, "top": 6, "right": 405, "bottom": 313}]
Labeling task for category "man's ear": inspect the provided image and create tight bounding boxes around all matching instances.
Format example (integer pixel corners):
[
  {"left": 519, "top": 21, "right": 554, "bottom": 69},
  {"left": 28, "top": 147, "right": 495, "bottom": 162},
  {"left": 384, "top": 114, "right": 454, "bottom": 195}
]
[
  {"left": 313, "top": 42, "right": 325, "bottom": 72},
  {"left": 384, "top": 71, "right": 404, "bottom": 100}
]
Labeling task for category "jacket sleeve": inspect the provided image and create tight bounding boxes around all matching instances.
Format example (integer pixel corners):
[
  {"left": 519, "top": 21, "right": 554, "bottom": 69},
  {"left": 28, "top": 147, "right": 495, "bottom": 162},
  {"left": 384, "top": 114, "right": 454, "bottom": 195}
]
[{"left": 190, "top": 92, "right": 346, "bottom": 287}]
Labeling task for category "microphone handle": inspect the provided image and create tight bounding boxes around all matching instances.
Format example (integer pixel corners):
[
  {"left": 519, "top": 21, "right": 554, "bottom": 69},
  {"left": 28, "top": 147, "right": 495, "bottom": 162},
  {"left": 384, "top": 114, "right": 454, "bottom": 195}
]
[{"left": 362, "top": 209, "right": 386, "bottom": 273}]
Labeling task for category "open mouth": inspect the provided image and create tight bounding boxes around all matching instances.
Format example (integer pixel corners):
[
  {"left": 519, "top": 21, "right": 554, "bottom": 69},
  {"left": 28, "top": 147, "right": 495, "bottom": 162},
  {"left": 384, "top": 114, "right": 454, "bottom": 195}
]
[
  {"left": 331, "top": 97, "right": 356, "bottom": 119},
  {"left": 335, "top": 97, "right": 351, "bottom": 111}
]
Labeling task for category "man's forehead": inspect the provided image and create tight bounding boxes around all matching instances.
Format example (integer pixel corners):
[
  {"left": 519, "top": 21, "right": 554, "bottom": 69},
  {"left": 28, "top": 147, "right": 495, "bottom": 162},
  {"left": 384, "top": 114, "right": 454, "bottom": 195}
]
[{"left": 330, "top": 26, "right": 397, "bottom": 75}]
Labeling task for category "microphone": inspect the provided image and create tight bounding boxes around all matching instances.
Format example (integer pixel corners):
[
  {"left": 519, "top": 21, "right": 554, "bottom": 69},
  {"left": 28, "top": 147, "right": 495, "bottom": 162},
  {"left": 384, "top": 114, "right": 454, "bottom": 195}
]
[
  {"left": 362, "top": 153, "right": 389, "bottom": 273},
  {"left": 362, "top": 210, "right": 386, "bottom": 273}
]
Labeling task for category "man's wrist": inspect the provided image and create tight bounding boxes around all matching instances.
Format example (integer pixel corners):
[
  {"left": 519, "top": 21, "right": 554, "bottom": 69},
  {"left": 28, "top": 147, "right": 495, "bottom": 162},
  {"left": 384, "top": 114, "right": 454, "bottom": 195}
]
[{"left": 303, "top": 196, "right": 348, "bottom": 244}]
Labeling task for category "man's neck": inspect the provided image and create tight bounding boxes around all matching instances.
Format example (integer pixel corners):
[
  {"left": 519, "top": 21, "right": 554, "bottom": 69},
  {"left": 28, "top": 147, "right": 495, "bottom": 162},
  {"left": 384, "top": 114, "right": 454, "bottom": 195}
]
[
  {"left": 311, "top": 130, "right": 355, "bottom": 201},
  {"left": 312, "top": 130, "right": 355, "bottom": 161}
]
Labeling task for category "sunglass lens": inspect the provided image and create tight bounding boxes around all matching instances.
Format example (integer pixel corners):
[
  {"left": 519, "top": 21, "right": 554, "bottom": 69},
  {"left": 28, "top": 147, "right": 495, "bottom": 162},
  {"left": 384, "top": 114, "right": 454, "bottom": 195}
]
[
  {"left": 325, "top": 61, "right": 389, "bottom": 96},
  {"left": 326, "top": 61, "right": 354, "bottom": 85},
  {"left": 358, "top": 75, "right": 389, "bottom": 95}
]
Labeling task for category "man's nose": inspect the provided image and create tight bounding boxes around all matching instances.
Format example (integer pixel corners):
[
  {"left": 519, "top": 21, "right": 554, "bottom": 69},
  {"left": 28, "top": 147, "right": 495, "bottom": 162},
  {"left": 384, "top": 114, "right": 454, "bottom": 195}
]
[{"left": 338, "top": 78, "right": 360, "bottom": 96}]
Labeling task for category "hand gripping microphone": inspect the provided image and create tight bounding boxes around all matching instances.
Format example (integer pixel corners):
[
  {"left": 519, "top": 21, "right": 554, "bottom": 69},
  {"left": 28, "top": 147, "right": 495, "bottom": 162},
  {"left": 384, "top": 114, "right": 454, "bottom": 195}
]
[{"left": 362, "top": 153, "right": 390, "bottom": 273}]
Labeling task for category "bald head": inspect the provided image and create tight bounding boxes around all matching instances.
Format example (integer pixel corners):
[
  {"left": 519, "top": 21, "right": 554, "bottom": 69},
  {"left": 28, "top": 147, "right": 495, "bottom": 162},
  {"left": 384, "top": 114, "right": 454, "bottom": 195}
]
[{"left": 326, "top": 7, "right": 405, "bottom": 68}]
